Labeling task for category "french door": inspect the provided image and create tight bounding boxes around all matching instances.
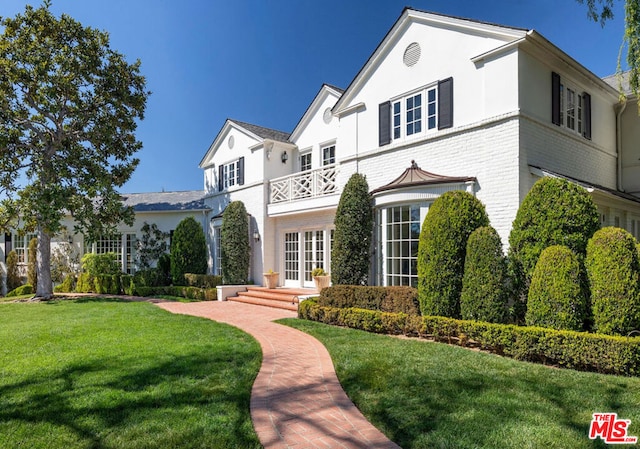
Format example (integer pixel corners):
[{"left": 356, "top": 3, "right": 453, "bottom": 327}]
[{"left": 283, "top": 229, "right": 329, "bottom": 287}]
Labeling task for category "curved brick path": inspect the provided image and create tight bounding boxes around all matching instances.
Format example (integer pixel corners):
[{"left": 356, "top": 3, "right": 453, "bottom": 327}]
[{"left": 157, "top": 301, "right": 400, "bottom": 449}]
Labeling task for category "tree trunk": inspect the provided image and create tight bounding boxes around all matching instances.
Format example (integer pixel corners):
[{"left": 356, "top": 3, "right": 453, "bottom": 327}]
[{"left": 36, "top": 226, "right": 54, "bottom": 299}]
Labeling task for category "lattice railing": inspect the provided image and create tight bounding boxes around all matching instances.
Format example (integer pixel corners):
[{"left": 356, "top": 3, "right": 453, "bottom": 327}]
[{"left": 270, "top": 166, "right": 338, "bottom": 203}]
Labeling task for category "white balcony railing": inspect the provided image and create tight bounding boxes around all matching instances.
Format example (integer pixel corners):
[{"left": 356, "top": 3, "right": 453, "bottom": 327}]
[{"left": 270, "top": 166, "right": 338, "bottom": 203}]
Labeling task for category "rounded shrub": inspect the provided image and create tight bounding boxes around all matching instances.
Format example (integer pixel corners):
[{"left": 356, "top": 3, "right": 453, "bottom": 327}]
[
  {"left": 509, "top": 177, "right": 599, "bottom": 289},
  {"left": 586, "top": 227, "right": 640, "bottom": 335},
  {"left": 171, "top": 216, "right": 208, "bottom": 286},
  {"left": 525, "top": 245, "right": 588, "bottom": 331},
  {"left": 221, "top": 201, "right": 250, "bottom": 285},
  {"left": 460, "top": 226, "right": 509, "bottom": 323},
  {"left": 418, "top": 190, "right": 489, "bottom": 318},
  {"left": 331, "top": 173, "right": 373, "bottom": 285}
]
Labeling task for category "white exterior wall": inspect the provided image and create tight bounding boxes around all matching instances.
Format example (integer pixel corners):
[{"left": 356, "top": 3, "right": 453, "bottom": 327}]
[{"left": 621, "top": 98, "right": 640, "bottom": 195}]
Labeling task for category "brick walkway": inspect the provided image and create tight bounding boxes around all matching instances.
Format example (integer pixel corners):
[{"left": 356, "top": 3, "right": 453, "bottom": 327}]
[{"left": 157, "top": 301, "right": 400, "bottom": 449}]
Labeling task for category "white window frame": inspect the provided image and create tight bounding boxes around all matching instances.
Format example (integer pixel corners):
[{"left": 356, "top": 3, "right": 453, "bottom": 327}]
[
  {"left": 12, "top": 233, "right": 37, "bottom": 265},
  {"left": 391, "top": 84, "right": 438, "bottom": 142},
  {"left": 321, "top": 144, "right": 335, "bottom": 166},
  {"left": 300, "top": 151, "right": 312, "bottom": 172},
  {"left": 222, "top": 159, "right": 241, "bottom": 190},
  {"left": 560, "top": 82, "right": 584, "bottom": 135}
]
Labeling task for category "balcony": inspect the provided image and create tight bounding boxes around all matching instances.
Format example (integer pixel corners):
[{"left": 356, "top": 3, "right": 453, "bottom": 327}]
[{"left": 268, "top": 166, "right": 340, "bottom": 216}]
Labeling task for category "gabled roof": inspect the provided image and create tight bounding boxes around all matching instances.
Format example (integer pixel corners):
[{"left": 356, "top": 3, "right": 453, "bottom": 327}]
[
  {"left": 121, "top": 190, "right": 209, "bottom": 212},
  {"left": 333, "top": 7, "right": 528, "bottom": 113},
  {"left": 199, "top": 118, "right": 290, "bottom": 168},
  {"left": 371, "top": 160, "right": 476, "bottom": 194},
  {"left": 229, "top": 119, "right": 290, "bottom": 143},
  {"left": 289, "top": 84, "right": 344, "bottom": 142},
  {"left": 602, "top": 71, "right": 633, "bottom": 96}
]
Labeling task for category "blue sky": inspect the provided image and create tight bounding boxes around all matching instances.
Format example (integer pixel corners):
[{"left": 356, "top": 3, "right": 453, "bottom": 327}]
[{"left": 1, "top": 0, "right": 628, "bottom": 194}]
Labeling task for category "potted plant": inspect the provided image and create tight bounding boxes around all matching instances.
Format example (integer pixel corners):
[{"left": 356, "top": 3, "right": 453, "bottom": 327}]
[
  {"left": 263, "top": 269, "right": 279, "bottom": 289},
  {"left": 312, "top": 267, "right": 331, "bottom": 291}
]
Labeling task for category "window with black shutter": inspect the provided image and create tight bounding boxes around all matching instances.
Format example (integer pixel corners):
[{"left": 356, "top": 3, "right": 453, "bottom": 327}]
[
  {"left": 438, "top": 77, "right": 453, "bottom": 130},
  {"left": 551, "top": 72, "right": 592, "bottom": 139},
  {"left": 379, "top": 101, "right": 391, "bottom": 146}
]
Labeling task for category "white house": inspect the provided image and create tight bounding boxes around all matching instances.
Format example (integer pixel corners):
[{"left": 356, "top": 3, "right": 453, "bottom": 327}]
[{"left": 200, "top": 8, "right": 640, "bottom": 289}]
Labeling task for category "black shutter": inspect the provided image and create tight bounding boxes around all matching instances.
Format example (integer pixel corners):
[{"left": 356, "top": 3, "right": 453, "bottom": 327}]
[
  {"left": 583, "top": 92, "right": 592, "bottom": 140},
  {"left": 379, "top": 101, "right": 391, "bottom": 146},
  {"left": 238, "top": 157, "right": 245, "bottom": 185},
  {"left": 218, "top": 165, "right": 223, "bottom": 192},
  {"left": 438, "top": 77, "right": 453, "bottom": 130},
  {"left": 551, "top": 72, "right": 561, "bottom": 126}
]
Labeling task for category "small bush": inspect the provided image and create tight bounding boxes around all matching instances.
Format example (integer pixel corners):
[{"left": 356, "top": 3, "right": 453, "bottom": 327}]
[
  {"left": 184, "top": 273, "right": 222, "bottom": 289},
  {"left": 526, "top": 245, "right": 588, "bottom": 331},
  {"left": 76, "top": 272, "right": 95, "bottom": 293},
  {"left": 331, "top": 173, "right": 373, "bottom": 285},
  {"left": 120, "top": 274, "right": 134, "bottom": 295},
  {"left": 134, "top": 268, "right": 166, "bottom": 288},
  {"left": 318, "top": 285, "right": 420, "bottom": 315},
  {"left": 6, "top": 250, "right": 21, "bottom": 292},
  {"left": 94, "top": 274, "right": 121, "bottom": 295},
  {"left": 418, "top": 191, "right": 489, "bottom": 318},
  {"left": 27, "top": 237, "right": 37, "bottom": 288},
  {"left": 81, "top": 252, "right": 120, "bottom": 276},
  {"left": 171, "top": 216, "right": 208, "bottom": 285},
  {"left": 53, "top": 274, "right": 76, "bottom": 293},
  {"left": 460, "top": 226, "right": 509, "bottom": 323},
  {"left": 7, "top": 284, "right": 33, "bottom": 297},
  {"left": 586, "top": 227, "right": 640, "bottom": 335},
  {"left": 157, "top": 253, "right": 171, "bottom": 285}
]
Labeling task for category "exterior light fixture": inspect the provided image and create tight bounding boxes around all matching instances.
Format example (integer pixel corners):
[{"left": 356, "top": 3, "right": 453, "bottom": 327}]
[
  {"left": 253, "top": 230, "right": 260, "bottom": 242},
  {"left": 281, "top": 150, "right": 288, "bottom": 164}
]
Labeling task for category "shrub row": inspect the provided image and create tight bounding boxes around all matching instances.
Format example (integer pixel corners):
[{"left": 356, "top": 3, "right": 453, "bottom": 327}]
[
  {"left": 134, "top": 285, "right": 216, "bottom": 301},
  {"left": 318, "top": 285, "right": 420, "bottom": 315},
  {"left": 184, "top": 273, "right": 223, "bottom": 289},
  {"left": 298, "top": 299, "right": 640, "bottom": 376}
]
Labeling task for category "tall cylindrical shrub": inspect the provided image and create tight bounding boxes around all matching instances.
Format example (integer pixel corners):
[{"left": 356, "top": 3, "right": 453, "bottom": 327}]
[
  {"left": 418, "top": 190, "right": 489, "bottom": 318},
  {"left": 6, "top": 250, "right": 21, "bottom": 292},
  {"left": 526, "top": 245, "right": 588, "bottom": 331},
  {"left": 586, "top": 227, "right": 640, "bottom": 335},
  {"left": 331, "top": 173, "right": 373, "bottom": 285},
  {"left": 221, "top": 201, "right": 250, "bottom": 285},
  {"left": 27, "top": 237, "right": 37, "bottom": 287},
  {"left": 460, "top": 226, "right": 509, "bottom": 323},
  {"left": 171, "top": 216, "right": 208, "bottom": 285}
]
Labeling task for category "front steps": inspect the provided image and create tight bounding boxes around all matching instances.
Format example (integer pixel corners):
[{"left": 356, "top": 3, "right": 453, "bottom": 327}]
[{"left": 227, "top": 287, "right": 316, "bottom": 311}]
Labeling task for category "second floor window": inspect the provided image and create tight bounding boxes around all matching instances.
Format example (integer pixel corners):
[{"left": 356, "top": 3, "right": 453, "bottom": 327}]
[
  {"left": 322, "top": 145, "right": 335, "bottom": 166},
  {"left": 217, "top": 157, "right": 245, "bottom": 191},
  {"left": 300, "top": 152, "right": 312, "bottom": 171},
  {"left": 552, "top": 72, "right": 591, "bottom": 139}
]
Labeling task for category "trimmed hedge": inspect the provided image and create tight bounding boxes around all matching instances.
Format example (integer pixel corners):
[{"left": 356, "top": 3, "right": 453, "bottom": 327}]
[
  {"left": 299, "top": 299, "right": 640, "bottom": 376},
  {"left": 135, "top": 285, "right": 217, "bottom": 301},
  {"left": 526, "top": 245, "right": 588, "bottom": 331},
  {"left": 221, "top": 201, "right": 250, "bottom": 285},
  {"left": 53, "top": 274, "right": 76, "bottom": 293},
  {"left": 586, "top": 227, "right": 640, "bottom": 336},
  {"left": 460, "top": 226, "right": 509, "bottom": 323},
  {"left": 171, "top": 216, "right": 208, "bottom": 285},
  {"left": 94, "top": 274, "right": 122, "bottom": 295},
  {"left": 318, "top": 285, "right": 420, "bottom": 315},
  {"left": 27, "top": 237, "right": 37, "bottom": 288},
  {"left": 184, "top": 273, "right": 223, "bottom": 289},
  {"left": 418, "top": 190, "right": 489, "bottom": 318},
  {"left": 6, "top": 250, "right": 21, "bottom": 292}
]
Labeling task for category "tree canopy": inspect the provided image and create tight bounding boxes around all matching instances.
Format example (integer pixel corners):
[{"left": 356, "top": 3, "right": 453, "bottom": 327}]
[
  {"left": 578, "top": 0, "right": 640, "bottom": 104},
  {"left": 0, "top": 4, "right": 149, "bottom": 297}
]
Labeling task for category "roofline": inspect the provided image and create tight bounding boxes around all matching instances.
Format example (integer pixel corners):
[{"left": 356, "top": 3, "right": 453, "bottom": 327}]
[
  {"left": 370, "top": 176, "right": 477, "bottom": 195},
  {"left": 333, "top": 7, "right": 528, "bottom": 113},
  {"left": 289, "top": 84, "right": 343, "bottom": 142}
]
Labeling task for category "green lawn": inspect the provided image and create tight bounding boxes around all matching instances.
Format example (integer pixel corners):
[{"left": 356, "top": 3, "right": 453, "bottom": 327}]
[
  {"left": 282, "top": 318, "right": 640, "bottom": 449},
  {"left": 0, "top": 298, "right": 262, "bottom": 449}
]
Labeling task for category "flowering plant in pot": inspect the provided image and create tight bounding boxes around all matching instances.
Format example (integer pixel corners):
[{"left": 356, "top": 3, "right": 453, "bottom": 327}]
[
  {"left": 311, "top": 267, "right": 330, "bottom": 291},
  {"left": 263, "top": 269, "right": 279, "bottom": 289}
]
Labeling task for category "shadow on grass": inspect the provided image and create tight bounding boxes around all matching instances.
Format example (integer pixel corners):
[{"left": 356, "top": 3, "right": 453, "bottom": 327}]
[{"left": 0, "top": 352, "right": 261, "bottom": 448}]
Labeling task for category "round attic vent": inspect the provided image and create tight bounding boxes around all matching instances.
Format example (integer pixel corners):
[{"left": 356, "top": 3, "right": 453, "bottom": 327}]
[
  {"left": 228, "top": 135, "right": 235, "bottom": 149},
  {"left": 323, "top": 107, "right": 333, "bottom": 124},
  {"left": 403, "top": 42, "right": 421, "bottom": 67}
]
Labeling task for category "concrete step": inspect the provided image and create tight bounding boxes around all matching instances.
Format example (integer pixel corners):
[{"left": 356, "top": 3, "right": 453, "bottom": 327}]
[
  {"left": 228, "top": 294, "right": 298, "bottom": 311},
  {"left": 226, "top": 287, "right": 317, "bottom": 312}
]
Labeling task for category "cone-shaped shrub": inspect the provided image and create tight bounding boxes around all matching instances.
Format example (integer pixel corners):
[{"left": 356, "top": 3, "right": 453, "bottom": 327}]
[
  {"left": 586, "top": 227, "right": 640, "bottom": 335},
  {"left": 171, "top": 216, "right": 208, "bottom": 285},
  {"left": 418, "top": 190, "right": 489, "bottom": 318},
  {"left": 221, "top": 201, "right": 250, "bottom": 285},
  {"left": 331, "top": 173, "right": 373, "bottom": 285},
  {"left": 509, "top": 177, "right": 599, "bottom": 289},
  {"left": 6, "top": 250, "right": 21, "bottom": 292},
  {"left": 27, "top": 237, "right": 37, "bottom": 287},
  {"left": 526, "top": 245, "right": 588, "bottom": 331},
  {"left": 460, "top": 226, "right": 509, "bottom": 323}
]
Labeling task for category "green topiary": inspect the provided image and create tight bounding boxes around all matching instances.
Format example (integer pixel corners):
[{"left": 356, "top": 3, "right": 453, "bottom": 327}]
[
  {"left": 460, "top": 226, "right": 509, "bottom": 323},
  {"left": 6, "top": 250, "right": 21, "bottom": 292},
  {"left": 53, "top": 274, "right": 76, "bottom": 293},
  {"left": 220, "top": 201, "right": 250, "bottom": 285},
  {"left": 171, "top": 216, "right": 208, "bottom": 285},
  {"left": 526, "top": 245, "right": 588, "bottom": 331},
  {"left": 331, "top": 173, "right": 373, "bottom": 285},
  {"left": 417, "top": 191, "right": 489, "bottom": 318},
  {"left": 586, "top": 227, "right": 640, "bottom": 335},
  {"left": 6, "top": 284, "right": 33, "bottom": 297},
  {"left": 27, "top": 237, "right": 37, "bottom": 288},
  {"left": 508, "top": 177, "right": 599, "bottom": 302}
]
